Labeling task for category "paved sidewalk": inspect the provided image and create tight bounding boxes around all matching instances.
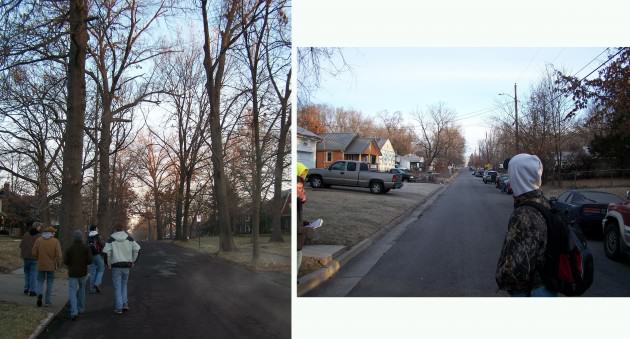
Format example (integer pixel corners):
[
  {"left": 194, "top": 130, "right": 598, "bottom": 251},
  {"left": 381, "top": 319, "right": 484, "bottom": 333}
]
[{"left": 0, "top": 268, "right": 68, "bottom": 337}]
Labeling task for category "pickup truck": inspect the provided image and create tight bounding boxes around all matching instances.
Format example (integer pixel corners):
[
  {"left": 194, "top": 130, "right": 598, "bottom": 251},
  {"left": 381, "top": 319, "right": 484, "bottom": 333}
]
[
  {"left": 307, "top": 160, "right": 403, "bottom": 194},
  {"left": 602, "top": 189, "right": 630, "bottom": 261}
]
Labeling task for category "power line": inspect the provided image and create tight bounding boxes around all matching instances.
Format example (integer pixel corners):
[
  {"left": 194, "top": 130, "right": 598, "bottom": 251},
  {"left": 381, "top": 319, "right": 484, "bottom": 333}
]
[{"left": 572, "top": 47, "right": 609, "bottom": 77}]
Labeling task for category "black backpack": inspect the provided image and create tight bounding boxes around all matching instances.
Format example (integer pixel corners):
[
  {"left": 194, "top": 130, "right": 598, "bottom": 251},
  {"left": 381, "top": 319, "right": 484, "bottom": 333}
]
[
  {"left": 88, "top": 235, "right": 103, "bottom": 255},
  {"left": 519, "top": 201, "right": 594, "bottom": 296}
]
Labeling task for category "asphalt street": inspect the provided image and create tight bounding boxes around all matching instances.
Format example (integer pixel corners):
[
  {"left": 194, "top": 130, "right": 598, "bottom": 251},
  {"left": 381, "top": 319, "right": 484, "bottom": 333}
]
[
  {"left": 308, "top": 171, "right": 630, "bottom": 297},
  {"left": 39, "top": 241, "right": 290, "bottom": 338}
]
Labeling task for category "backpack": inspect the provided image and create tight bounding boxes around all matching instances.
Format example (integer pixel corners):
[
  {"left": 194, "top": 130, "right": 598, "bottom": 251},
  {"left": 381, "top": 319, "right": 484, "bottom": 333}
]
[
  {"left": 520, "top": 201, "right": 594, "bottom": 296},
  {"left": 88, "top": 235, "right": 103, "bottom": 255}
]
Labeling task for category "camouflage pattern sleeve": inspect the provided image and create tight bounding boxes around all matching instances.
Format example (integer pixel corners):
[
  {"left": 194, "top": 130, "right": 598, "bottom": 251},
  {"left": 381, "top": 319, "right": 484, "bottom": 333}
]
[{"left": 496, "top": 206, "right": 547, "bottom": 292}]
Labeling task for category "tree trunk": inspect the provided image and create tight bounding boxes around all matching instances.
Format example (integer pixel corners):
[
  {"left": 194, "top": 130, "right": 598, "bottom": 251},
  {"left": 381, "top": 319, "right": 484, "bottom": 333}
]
[
  {"left": 60, "top": 0, "right": 87, "bottom": 250},
  {"left": 153, "top": 188, "right": 163, "bottom": 240},
  {"left": 97, "top": 98, "right": 112, "bottom": 232},
  {"left": 175, "top": 168, "right": 185, "bottom": 240},
  {"left": 200, "top": 0, "right": 236, "bottom": 252},
  {"left": 183, "top": 174, "right": 193, "bottom": 240}
]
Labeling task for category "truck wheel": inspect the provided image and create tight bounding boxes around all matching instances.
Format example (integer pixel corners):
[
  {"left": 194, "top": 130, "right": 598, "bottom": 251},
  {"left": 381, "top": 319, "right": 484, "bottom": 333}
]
[
  {"left": 604, "top": 221, "right": 623, "bottom": 261},
  {"left": 310, "top": 176, "right": 323, "bottom": 189},
  {"left": 369, "top": 181, "right": 384, "bottom": 194}
]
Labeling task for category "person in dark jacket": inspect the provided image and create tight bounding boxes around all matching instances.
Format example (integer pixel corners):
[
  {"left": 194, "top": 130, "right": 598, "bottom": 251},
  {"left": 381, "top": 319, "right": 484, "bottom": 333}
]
[
  {"left": 20, "top": 222, "right": 42, "bottom": 296},
  {"left": 496, "top": 153, "right": 556, "bottom": 297},
  {"left": 64, "top": 230, "right": 93, "bottom": 320},
  {"left": 87, "top": 225, "right": 106, "bottom": 293}
]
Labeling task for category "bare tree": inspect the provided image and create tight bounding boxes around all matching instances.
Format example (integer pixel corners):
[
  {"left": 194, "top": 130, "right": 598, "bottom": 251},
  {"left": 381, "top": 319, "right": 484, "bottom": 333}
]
[
  {"left": 199, "top": 0, "right": 251, "bottom": 251},
  {"left": 86, "top": 0, "right": 170, "bottom": 232},
  {"left": 60, "top": 0, "right": 89, "bottom": 248},
  {"left": 414, "top": 103, "right": 456, "bottom": 170},
  {"left": 0, "top": 62, "right": 65, "bottom": 224}
]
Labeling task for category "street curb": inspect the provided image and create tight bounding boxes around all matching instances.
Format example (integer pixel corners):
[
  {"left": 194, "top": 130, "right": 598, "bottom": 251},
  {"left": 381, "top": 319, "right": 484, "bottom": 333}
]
[
  {"left": 29, "top": 311, "right": 55, "bottom": 339},
  {"left": 298, "top": 181, "right": 452, "bottom": 296}
]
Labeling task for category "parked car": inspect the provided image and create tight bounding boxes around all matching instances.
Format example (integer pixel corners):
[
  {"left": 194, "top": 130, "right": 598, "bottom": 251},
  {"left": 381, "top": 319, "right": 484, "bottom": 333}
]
[
  {"left": 307, "top": 160, "right": 403, "bottom": 194},
  {"left": 601, "top": 190, "right": 630, "bottom": 260},
  {"left": 390, "top": 168, "right": 416, "bottom": 182},
  {"left": 551, "top": 190, "right": 625, "bottom": 236},
  {"left": 475, "top": 170, "right": 484, "bottom": 177},
  {"left": 503, "top": 179, "right": 513, "bottom": 194},
  {"left": 496, "top": 174, "right": 509, "bottom": 190},
  {"left": 483, "top": 171, "right": 498, "bottom": 184}
]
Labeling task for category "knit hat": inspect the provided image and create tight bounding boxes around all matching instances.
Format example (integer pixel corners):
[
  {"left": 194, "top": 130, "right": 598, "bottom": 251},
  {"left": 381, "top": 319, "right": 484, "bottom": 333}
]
[{"left": 507, "top": 153, "right": 543, "bottom": 197}]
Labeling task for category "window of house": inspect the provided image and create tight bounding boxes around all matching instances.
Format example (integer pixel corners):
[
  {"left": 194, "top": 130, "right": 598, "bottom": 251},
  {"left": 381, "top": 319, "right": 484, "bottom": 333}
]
[{"left": 326, "top": 152, "right": 332, "bottom": 162}]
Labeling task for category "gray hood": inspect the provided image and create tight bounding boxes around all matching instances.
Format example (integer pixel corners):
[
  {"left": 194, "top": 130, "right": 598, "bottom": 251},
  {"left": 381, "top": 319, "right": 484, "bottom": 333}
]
[{"left": 507, "top": 153, "right": 543, "bottom": 197}]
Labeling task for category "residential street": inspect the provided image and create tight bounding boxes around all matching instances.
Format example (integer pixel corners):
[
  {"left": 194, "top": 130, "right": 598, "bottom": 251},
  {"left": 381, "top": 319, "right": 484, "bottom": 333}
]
[
  {"left": 307, "top": 171, "right": 630, "bottom": 297},
  {"left": 39, "top": 242, "right": 290, "bottom": 338}
]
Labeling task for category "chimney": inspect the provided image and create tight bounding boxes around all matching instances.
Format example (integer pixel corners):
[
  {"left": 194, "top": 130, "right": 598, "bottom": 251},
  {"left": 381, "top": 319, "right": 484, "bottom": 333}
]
[{"left": 2, "top": 182, "right": 9, "bottom": 192}]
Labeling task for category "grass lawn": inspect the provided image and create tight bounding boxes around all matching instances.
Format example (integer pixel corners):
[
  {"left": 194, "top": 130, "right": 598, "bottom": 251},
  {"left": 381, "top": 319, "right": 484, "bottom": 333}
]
[
  {"left": 0, "top": 236, "right": 22, "bottom": 273},
  {"left": 174, "top": 235, "right": 290, "bottom": 272},
  {"left": 0, "top": 302, "right": 50, "bottom": 339}
]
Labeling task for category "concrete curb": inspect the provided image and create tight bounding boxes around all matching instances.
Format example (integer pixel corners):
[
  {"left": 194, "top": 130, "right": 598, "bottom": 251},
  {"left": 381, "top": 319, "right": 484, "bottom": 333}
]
[
  {"left": 29, "top": 311, "right": 56, "bottom": 339},
  {"left": 298, "top": 182, "right": 452, "bottom": 296}
]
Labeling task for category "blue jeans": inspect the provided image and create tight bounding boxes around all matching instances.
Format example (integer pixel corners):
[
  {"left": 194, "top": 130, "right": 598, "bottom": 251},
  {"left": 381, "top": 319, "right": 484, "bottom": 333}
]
[
  {"left": 510, "top": 286, "right": 558, "bottom": 297},
  {"left": 68, "top": 276, "right": 87, "bottom": 317},
  {"left": 112, "top": 268, "right": 130, "bottom": 311},
  {"left": 89, "top": 255, "right": 105, "bottom": 291},
  {"left": 37, "top": 271, "right": 55, "bottom": 304},
  {"left": 23, "top": 259, "right": 38, "bottom": 293}
]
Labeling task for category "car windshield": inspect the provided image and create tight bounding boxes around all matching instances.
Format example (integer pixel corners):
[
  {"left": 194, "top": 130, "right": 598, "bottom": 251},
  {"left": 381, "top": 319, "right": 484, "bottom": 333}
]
[{"left": 580, "top": 191, "right": 624, "bottom": 204}]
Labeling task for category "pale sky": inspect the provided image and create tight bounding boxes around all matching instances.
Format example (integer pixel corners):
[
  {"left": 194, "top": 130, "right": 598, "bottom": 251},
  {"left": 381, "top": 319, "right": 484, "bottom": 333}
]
[{"left": 308, "top": 47, "right": 608, "bottom": 157}]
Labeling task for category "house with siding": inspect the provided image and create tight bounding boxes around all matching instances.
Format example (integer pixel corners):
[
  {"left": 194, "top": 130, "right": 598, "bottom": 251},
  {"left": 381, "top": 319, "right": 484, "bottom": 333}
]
[
  {"left": 373, "top": 138, "right": 396, "bottom": 171},
  {"left": 297, "top": 127, "right": 322, "bottom": 169},
  {"left": 316, "top": 133, "right": 382, "bottom": 169}
]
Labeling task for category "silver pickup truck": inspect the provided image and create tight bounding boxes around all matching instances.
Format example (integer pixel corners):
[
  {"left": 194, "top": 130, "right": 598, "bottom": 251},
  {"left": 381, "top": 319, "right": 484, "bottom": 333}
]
[{"left": 307, "top": 160, "right": 403, "bottom": 194}]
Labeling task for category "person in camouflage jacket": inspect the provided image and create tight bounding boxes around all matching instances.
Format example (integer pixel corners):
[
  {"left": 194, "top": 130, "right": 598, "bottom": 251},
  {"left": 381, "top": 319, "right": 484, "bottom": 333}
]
[{"left": 496, "top": 153, "right": 557, "bottom": 297}]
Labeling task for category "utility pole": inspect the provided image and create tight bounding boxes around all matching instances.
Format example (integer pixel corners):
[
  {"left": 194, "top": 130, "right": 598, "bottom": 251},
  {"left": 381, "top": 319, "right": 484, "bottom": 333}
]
[{"left": 514, "top": 83, "right": 519, "bottom": 154}]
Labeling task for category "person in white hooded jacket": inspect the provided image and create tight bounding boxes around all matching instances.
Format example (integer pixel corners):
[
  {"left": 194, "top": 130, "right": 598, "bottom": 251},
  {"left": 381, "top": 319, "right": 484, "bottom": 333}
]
[{"left": 103, "top": 224, "right": 141, "bottom": 314}]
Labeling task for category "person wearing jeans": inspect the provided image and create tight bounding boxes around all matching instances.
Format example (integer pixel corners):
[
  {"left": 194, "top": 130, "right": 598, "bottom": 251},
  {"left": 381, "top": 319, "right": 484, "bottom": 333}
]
[
  {"left": 64, "top": 230, "right": 92, "bottom": 320},
  {"left": 103, "top": 223, "right": 140, "bottom": 314},
  {"left": 37, "top": 271, "right": 55, "bottom": 305},
  {"left": 20, "top": 223, "right": 41, "bottom": 296},
  {"left": 89, "top": 254, "right": 105, "bottom": 292},
  {"left": 112, "top": 267, "right": 130, "bottom": 312},
  {"left": 87, "top": 226, "right": 106, "bottom": 293},
  {"left": 67, "top": 276, "right": 88, "bottom": 319},
  {"left": 32, "top": 226, "right": 62, "bottom": 307}
]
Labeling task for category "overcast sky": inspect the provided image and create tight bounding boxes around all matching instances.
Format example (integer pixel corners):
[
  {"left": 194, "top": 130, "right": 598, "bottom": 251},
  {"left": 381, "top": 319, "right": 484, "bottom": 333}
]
[{"left": 308, "top": 47, "right": 608, "bottom": 156}]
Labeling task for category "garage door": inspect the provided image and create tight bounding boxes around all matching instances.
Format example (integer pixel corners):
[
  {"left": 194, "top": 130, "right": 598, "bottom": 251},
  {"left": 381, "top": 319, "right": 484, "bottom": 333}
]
[{"left": 297, "top": 151, "right": 314, "bottom": 169}]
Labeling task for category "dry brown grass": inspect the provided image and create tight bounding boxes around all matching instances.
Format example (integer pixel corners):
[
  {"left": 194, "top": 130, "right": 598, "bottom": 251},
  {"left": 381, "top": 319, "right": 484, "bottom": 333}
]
[
  {"left": 174, "top": 235, "right": 290, "bottom": 272},
  {"left": 0, "top": 302, "right": 50, "bottom": 339},
  {"left": 0, "top": 237, "right": 22, "bottom": 273}
]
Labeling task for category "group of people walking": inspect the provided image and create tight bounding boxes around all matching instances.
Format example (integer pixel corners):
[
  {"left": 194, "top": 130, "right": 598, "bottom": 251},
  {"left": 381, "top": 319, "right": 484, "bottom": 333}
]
[{"left": 19, "top": 223, "right": 141, "bottom": 319}]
